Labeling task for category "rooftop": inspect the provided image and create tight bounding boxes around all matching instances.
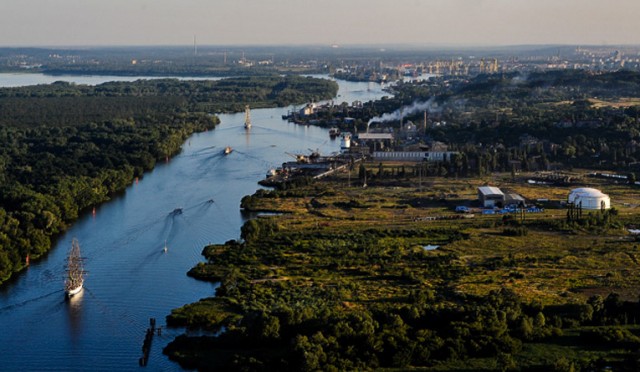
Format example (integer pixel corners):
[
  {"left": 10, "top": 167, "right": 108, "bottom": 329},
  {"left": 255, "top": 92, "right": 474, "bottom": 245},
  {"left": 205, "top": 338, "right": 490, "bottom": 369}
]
[
  {"left": 478, "top": 186, "right": 504, "bottom": 196},
  {"left": 569, "top": 187, "right": 608, "bottom": 197},
  {"left": 357, "top": 133, "right": 394, "bottom": 140}
]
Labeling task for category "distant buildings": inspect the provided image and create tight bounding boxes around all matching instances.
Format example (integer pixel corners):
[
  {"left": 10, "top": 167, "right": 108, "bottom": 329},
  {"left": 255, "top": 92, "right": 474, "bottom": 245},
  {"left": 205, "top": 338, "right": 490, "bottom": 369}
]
[{"left": 372, "top": 150, "right": 458, "bottom": 162}]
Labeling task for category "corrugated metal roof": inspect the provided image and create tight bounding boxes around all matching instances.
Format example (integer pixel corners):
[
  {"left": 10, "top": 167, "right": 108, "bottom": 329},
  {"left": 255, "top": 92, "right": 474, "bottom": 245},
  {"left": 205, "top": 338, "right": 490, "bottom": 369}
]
[{"left": 478, "top": 186, "right": 504, "bottom": 196}]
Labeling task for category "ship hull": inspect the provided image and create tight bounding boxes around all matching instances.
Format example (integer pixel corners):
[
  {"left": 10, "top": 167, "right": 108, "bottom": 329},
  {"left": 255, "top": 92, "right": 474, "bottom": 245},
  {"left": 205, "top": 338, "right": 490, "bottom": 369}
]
[{"left": 65, "top": 281, "right": 83, "bottom": 297}]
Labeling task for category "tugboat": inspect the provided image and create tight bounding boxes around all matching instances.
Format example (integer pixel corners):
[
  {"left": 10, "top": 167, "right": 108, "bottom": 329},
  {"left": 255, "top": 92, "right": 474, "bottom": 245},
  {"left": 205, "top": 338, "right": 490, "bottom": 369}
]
[
  {"left": 223, "top": 146, "right": 233, "bottom": 155},
  {"left": 64, "top": 238, "right": 85, "bottom": 298},
  {"left": 244, "top": 105, "right": 252, "bottom": 129}
]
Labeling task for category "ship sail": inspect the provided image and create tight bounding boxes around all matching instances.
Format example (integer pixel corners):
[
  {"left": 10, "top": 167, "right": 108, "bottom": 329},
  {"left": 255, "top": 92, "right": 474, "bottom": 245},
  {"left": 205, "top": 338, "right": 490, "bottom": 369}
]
[
  {"left": 64, "top": 238, "right": 85, "bottom": 297},
  {"left": 244, "top": 105, "right": 252, "bottom": 129}
]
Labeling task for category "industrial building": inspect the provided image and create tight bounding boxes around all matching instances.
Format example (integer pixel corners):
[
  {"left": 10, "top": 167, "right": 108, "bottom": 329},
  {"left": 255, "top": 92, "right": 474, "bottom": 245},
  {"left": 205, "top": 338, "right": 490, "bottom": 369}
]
[
  {"left": 478, "top": 186, "right": 505, "bottom": 208},
  {"left": 372, "top": 150, "right": 458, "bottom": 162},
  {"left": 503, "top": 191, "right": 526, "bottom": 207},
  {"left": 352, "top": 133, "right": 394, "bottom": 152},
  {"left": 356, "top": 133, "right": 394, "bottom": 140},
  {"left": 568, "top": 188, "right": 610, "bottom": 210}
]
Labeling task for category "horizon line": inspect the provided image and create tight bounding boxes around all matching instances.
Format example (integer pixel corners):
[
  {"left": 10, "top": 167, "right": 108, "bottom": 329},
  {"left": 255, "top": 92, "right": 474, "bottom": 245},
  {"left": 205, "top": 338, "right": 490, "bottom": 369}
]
[{"left": 1, "top": 43, "right": 640, "bottom": 50}]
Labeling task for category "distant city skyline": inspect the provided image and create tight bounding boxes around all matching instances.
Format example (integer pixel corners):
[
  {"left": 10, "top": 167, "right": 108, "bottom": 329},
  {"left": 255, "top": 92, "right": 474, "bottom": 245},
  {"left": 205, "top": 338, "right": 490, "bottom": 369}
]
[{"left": 1, "top": 0, "right": 639, "bottom": 47}]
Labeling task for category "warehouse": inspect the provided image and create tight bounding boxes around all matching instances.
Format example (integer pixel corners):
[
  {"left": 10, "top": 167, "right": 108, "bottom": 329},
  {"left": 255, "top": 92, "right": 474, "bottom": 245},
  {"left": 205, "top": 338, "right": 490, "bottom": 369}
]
[{"left": 478, "top": 186, "right": 505, "bottom": 208}]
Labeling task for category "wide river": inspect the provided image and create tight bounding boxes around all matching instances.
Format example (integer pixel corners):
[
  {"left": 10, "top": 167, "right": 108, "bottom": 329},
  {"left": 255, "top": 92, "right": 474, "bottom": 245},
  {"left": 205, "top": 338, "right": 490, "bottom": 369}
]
[{"left": 0, "top": 73, "right": 391, "bottom": 371}]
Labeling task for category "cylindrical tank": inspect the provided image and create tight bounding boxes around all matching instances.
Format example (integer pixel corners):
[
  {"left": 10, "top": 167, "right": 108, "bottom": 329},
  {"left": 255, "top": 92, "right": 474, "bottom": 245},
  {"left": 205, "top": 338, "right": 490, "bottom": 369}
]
[{"left": 568, "top": 188, "right": 610, "bottom": 210}]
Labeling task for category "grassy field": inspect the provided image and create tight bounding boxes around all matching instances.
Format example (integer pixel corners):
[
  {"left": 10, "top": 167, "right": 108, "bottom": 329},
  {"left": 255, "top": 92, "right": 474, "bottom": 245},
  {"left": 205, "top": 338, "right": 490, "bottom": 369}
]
[{"left": 247, "top": 165, "right": 640, "bottom": 305}]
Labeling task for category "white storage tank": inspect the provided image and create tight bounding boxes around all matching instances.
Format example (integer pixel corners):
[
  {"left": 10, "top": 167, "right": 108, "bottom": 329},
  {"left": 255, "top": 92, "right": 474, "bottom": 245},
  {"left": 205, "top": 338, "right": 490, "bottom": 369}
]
[
  {"left": 568, "top": 188, "right": 610, "bottom": 210},
  {"left": 340, "top": 133, "right": 351, "bottom": 153}
]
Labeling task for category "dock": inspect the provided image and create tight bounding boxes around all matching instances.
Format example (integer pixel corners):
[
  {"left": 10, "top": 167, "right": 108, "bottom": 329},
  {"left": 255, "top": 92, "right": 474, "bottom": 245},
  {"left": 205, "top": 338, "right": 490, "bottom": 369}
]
[
  {"left": 139, "top": 318, "right": 158, "bottom": 367},
  {"left": 259, "top": 153, "right": 364, "bottom": 187}
]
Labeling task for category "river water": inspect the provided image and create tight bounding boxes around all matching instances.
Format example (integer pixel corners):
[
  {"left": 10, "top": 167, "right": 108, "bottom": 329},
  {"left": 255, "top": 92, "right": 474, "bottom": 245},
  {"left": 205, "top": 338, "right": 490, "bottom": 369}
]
[
  {"left": 0, "top": 72, "right": 227, "bottom": 87},
  {"left": 0, "top": 73, "right": 389, "bottom": 371}
]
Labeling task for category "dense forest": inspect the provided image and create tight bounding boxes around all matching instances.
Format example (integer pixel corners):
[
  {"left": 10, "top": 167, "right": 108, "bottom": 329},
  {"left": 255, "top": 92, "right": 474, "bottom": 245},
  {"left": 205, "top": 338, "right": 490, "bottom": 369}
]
[
  {"left": 0, "top": 75, "right": 339, "bottom": 126},
  {"left": 424, "top": 71, "right": 640, "bottom": 173},
  {"left": 0, "top": 76, "right": 338, "bottom": 283}
]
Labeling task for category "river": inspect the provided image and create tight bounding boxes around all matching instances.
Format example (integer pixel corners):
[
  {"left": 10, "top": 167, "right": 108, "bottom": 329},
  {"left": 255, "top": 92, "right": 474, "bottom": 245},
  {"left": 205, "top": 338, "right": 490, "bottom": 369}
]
[
  {"left": 0, "top": 73, "right": 390, "bottom": 371},
  {"left": 0, "top": 72, "right": 227, "bottom": 87}
]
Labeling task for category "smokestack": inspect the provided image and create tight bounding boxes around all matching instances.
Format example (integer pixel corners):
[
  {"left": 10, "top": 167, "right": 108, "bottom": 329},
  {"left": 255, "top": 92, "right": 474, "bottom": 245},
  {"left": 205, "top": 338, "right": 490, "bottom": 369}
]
[{"left": 424, "top": 110, "right": 428, "bottom": 135}]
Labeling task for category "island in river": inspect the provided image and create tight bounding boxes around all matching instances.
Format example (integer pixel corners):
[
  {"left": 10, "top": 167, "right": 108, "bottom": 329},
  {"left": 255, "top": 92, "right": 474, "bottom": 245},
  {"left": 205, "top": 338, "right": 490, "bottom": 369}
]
[
  {"left": 164, "top": 166, "right": 640, "bottom": 371},
  {"left": 0, "top": 75, "right": 338, "bottom": 284}
]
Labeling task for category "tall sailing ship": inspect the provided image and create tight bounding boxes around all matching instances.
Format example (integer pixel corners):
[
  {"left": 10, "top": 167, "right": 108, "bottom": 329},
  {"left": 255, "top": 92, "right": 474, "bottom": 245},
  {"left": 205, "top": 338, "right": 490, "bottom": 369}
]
[
  {"left": 64, "top": 238, "right": 85, "bottom": 297},
  {"left": 244, "top": 105, "right": 252, "bottom": 129}
]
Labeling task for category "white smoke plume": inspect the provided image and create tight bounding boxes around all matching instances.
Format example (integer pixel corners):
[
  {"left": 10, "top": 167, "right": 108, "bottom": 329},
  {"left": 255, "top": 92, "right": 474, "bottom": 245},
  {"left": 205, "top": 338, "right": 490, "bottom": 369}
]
[{"left": 367, "top": 97, "right": 437, "bottom": 127}]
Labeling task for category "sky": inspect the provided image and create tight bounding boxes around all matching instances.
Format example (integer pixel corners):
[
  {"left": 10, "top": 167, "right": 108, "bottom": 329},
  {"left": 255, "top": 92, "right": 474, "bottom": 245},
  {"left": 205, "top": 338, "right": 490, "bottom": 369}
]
[{"left": 1, "top": 0, "right": 639, "bottom": 47}]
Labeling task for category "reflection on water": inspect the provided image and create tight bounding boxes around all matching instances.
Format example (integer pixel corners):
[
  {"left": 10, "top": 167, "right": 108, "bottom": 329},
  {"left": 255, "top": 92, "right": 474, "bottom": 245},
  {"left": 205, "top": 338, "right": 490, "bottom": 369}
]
[{"left": 66, "top": 290, "right": 84, "bottom": 342}]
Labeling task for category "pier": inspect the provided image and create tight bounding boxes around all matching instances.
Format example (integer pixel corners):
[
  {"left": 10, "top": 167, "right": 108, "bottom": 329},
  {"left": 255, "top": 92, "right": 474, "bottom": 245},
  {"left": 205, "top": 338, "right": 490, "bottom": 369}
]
[
  {"left": 139, "top": 318, "right": 157, "bottom": 367},
  {"left": 259, "top": 153, "right": 365, "bottom": 187}
]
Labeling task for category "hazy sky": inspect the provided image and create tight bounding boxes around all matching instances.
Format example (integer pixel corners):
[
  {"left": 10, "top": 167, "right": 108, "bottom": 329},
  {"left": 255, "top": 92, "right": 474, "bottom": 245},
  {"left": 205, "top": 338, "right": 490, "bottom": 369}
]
[{"left": 1, "top": 0, "right": 639, "bottom": 47}]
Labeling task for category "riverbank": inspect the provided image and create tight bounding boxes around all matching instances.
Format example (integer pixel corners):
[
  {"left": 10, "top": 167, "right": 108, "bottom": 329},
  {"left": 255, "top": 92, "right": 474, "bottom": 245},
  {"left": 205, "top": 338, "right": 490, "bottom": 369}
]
[{"left": 165, "top": 168, "right": 640, "bottom": 370}]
